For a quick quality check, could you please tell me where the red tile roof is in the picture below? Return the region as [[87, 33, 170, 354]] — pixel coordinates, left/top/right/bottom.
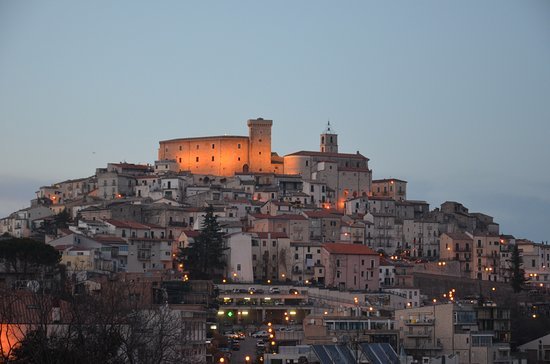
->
[[285, 150, 369, 160], [250, 213, 307, 221], [183, 230, 201, 238], [372, 178, 407, 183], [304, 210, 341, 219], [323, 242, 378, 255], [93, 235, 127, 244], [104, 219, 153, 230]]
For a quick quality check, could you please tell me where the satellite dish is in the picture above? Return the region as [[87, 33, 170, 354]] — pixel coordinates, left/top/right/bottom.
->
[[332, 337, 338, 343], [27, 280, 40, 293]]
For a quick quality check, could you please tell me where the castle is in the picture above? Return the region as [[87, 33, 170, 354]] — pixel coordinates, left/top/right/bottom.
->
[[158, 119, 279, 176], [158, 118, 372, 209]]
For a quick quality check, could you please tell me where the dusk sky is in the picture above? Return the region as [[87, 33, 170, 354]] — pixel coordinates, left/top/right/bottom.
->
[[1, 1, 549, 242]]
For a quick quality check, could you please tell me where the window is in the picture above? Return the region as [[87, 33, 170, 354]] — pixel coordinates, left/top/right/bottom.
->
[[179, 145, 182, 151], [237, 264, 241, 271], [212, 144, 215, 149], [306, 160, 309, 167], [272, 241, 277, 247], [336, 259, 340, 267], [294, 254, 299, 259], [211, 156, 215, 161], [253, 254, 257, 260], [196, 145, 199, 149], [196, 157, 199, 162], [179, 158, 182, 163]]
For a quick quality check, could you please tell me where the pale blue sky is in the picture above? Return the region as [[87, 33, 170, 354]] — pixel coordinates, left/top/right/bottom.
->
[[1, 1, 549, 241]]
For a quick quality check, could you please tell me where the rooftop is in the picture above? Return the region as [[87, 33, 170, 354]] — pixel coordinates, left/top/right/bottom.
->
[[285, 150, 369, 160]]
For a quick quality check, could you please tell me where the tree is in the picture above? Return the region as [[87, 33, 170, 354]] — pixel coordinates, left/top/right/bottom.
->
[[178, 205, 227, 279], [510, 244, 527, 293], [0, 238, 61, 278], [8, 279, 195, 364]]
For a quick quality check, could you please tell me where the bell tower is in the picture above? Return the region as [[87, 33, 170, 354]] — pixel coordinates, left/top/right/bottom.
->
[[320, 121, 338, 153]]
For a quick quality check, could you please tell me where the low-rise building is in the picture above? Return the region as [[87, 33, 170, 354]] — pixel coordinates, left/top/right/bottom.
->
[[321, 243, 379, 291]]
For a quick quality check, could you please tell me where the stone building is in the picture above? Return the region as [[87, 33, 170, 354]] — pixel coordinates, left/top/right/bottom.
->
[[321, 242, 380, 291], [370, 178, 407, 201], [158, 118, 280, 176]]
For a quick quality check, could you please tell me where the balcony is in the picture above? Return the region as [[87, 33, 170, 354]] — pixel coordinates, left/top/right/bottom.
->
[[406, 330, 432, 338], [404, 318, 434, 325]]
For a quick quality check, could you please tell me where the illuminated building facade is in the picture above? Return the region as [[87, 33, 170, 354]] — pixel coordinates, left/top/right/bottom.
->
[[158, 118, 281, 176]]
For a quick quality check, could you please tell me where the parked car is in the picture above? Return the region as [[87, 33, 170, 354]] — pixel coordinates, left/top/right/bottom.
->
[[269, 287, 280, 294], [224, 331, 240, 340], [231, 341, 240, 351], [289, 288, 299, 295], [251, 330, 269, 338], [277, 327, 294, 332]]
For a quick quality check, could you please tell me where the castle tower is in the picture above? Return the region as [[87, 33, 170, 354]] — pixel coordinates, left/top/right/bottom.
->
[[320, 121, 338, 153], [248, 118, 273, 172]]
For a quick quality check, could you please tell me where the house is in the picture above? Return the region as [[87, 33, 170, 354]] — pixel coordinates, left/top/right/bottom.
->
[[370, 178, 407, 201], [394, 302, 511, 364], [290, 241, 324, 284], [126, 237, 175, 273], [225, 232, 254, 283], [248, 214, 309, 243], [440, 232, 473, 278], [303, 210, 342, 242], [250, 232, 291, 282], [321, 243, 380, 291]]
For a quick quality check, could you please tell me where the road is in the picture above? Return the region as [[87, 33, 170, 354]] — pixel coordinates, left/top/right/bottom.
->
[[230, 336, 259, 364]]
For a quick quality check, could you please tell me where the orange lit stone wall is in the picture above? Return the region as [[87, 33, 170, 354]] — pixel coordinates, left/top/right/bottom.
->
[[158, 136, 250, 176], [247, 119, 273, 173]]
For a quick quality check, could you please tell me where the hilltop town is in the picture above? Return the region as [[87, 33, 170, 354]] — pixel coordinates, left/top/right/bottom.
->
[[1, 119, 548, 364]]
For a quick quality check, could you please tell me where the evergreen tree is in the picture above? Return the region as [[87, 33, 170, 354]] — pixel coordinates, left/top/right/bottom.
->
[[178, 205, 227, 279], [510, 243, 527, 293], [0, 238, 60, 277]]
